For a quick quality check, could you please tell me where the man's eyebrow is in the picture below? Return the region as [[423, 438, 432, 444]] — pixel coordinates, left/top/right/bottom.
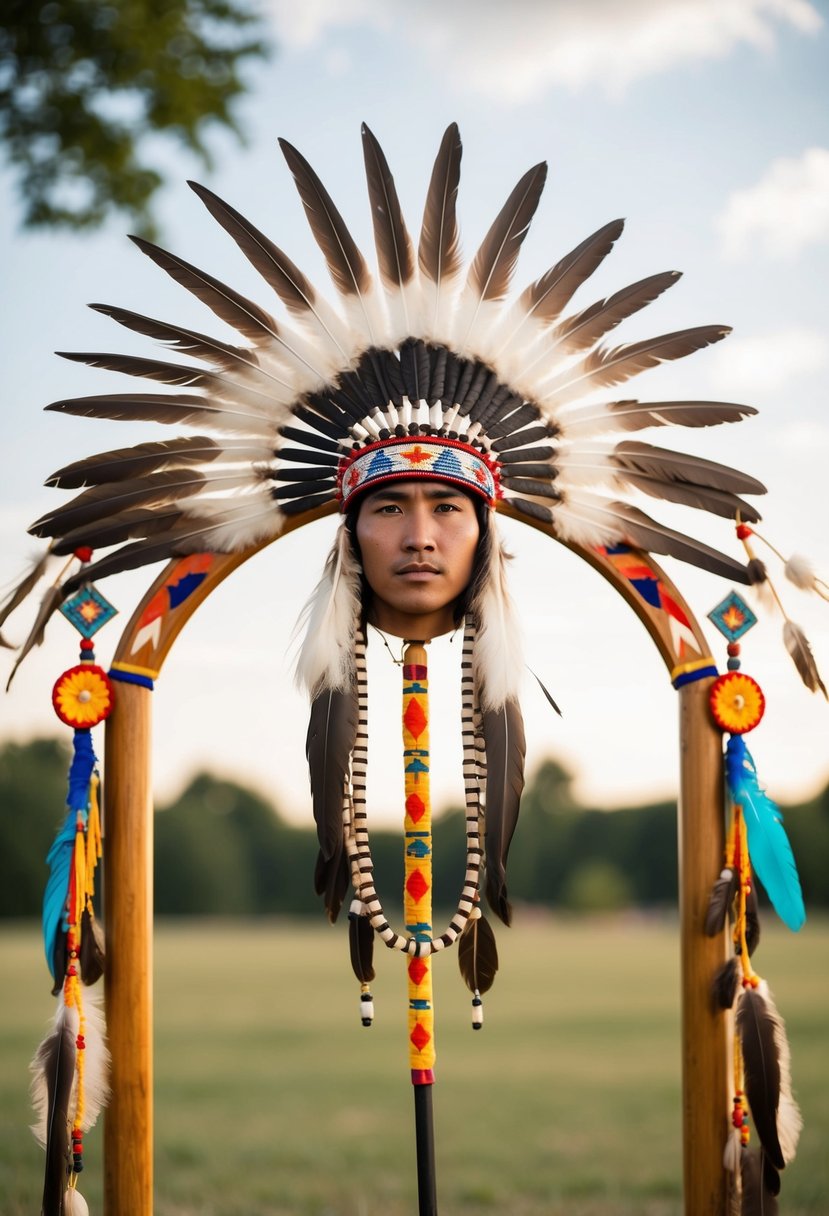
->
[[368, 485, 466, 502]]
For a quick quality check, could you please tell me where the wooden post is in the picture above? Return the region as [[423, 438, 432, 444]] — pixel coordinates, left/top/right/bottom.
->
[[677, 676, 731, 1215], [103, 679, 154, 1215]]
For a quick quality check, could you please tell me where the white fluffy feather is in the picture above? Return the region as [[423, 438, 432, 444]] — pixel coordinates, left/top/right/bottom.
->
[[63, 1187, 90, 1215], [755, 979, 803, 1165], [31, 986, 110, 1146], [471, 521, 524, 711], [295, 522, 361, 694]]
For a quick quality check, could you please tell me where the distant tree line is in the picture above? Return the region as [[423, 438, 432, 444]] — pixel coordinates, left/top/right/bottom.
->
[[3, 738, 828, 919]]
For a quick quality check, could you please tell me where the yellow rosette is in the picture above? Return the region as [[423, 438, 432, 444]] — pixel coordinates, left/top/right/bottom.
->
[[52, 664, 114, 729], [709, 671, 765, 735]]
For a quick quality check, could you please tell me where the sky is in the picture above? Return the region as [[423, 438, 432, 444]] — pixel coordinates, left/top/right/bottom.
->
[[2, 0, 828, 827]]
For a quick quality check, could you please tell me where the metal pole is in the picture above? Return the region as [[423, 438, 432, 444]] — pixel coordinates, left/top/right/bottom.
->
[[414, 1085, 438, 1216]]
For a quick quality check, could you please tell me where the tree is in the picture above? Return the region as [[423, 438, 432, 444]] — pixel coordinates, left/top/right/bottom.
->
[[0, 0, 270, 234]]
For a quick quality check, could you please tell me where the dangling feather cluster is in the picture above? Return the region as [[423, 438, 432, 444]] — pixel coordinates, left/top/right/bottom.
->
[[4, 122, 764, 671]]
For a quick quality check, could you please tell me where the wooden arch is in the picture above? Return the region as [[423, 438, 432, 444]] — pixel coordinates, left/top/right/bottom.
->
[[101, 502, 731, 1214]]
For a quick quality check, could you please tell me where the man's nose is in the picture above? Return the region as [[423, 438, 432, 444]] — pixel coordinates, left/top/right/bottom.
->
[[403, 505, 436, 551]]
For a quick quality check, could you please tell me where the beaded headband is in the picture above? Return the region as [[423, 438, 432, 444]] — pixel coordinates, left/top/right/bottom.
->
[[337, 435, 500, 510]]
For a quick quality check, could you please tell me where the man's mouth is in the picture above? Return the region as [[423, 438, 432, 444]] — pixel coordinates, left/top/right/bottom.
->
[[396, 563, 441, 575]]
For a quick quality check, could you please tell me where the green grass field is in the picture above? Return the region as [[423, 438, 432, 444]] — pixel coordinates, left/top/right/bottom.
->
[[2, 915, 827, 1215]]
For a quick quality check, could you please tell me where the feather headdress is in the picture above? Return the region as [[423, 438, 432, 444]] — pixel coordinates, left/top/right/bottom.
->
[[3, 121, 762, 676], [3, 122, 768, 935]]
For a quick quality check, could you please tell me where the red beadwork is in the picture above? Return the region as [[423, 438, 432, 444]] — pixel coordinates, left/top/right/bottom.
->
[[736, 524, 753, 540], [408, 957, 428, 986], [406, 869, 429, 902], [74, 547, 94, 562], [410, 1022, 431, 1052], [403, 697, 428, 740]]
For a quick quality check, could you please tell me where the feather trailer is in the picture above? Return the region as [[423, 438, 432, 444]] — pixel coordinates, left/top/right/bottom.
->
[[46, 436, 234, 490], [306, 685, 358, 860], [92, 299, 335, 405], [0, 543, 59, 645], [362, 123, 417, 341], [549, 270, 682, 356], [186, 180, 353, 367], [740, 1148, 779, 1216], [78, 907, 105, 987], [31, 1001, 75, 1215], [705, 867, 738, 937], [516, 270, 682, 387], [31, 989, 110, 1147], [553, 490, 751, 584], [314, 836, 350, 924], [89, 302, 259, 369], [295, 523, 362, 697], [712, 956, 741, 1011], [453, 161, 547, 359], [5, 566, 78, 690], [279, 136, 386, 347], [31, 986, 110, 1215], [55, 350, 297, 416], [348, 905, 375, 983], [745, 882, 761, 957], [537, 324, 731, 408], [128, 235, 282, 346], [481, 696, 526, 925], [470, 525, 524, 712], [783, 620, 827, 698], [46, 390, 281, 438], [558, 398, 757, 439], [736, 979, 802, 1171], [555, 438, 764, 522], [725, 735, 805, 932], [457, 911, 499, 994], [491, 218, 625, 372], [417, 122, 463, 338]]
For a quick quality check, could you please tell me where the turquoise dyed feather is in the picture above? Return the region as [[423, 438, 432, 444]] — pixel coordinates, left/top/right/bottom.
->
[[42, 731, 96, 979], [726, 735, 805, 932], [42, 810, 77, 978]]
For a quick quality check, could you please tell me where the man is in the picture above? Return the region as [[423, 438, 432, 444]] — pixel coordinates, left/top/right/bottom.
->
[[351, 480, 481, 642]]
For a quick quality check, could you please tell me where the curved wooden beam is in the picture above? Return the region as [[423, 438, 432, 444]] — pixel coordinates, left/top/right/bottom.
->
[[103, 505, 730, 1216]]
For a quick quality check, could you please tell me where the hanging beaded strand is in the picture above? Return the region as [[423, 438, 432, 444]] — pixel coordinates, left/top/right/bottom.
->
[[344, 620, 484, 961]]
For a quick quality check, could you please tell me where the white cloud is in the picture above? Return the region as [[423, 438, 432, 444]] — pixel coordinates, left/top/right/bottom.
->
[[266, 0, 822, 100], [707, 327, 829, 395], [716, 148, 829, 260]]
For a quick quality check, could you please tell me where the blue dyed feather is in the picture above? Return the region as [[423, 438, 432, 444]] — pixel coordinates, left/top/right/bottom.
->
[[726, 735, 805, 932], [42, 731, 97, 979]]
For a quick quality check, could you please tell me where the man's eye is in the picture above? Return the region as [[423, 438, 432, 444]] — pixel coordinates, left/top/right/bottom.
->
[[435, 502, 459, 512]]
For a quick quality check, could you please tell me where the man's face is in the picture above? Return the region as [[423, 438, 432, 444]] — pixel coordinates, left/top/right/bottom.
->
[[355, 480, 481, 639]]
